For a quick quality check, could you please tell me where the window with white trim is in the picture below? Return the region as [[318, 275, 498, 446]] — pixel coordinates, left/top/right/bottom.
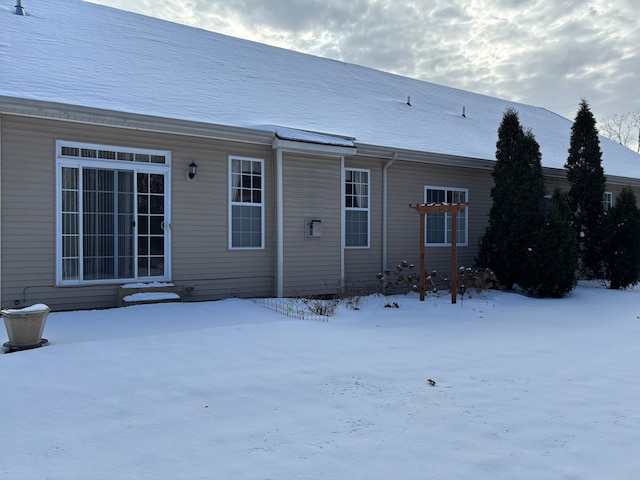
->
[[603, 191, 613, 210], [424, 186, 468, 246], [229, 157, 264, 249], [345, 168, 370, 248], [543, 194, 553, 215], [56, 141, 171, 285]]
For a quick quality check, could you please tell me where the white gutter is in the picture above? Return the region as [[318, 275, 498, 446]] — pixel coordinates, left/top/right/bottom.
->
[[382, 153, 398, 272], [276, 147, 284, 297], [0, 97, 276, 148]]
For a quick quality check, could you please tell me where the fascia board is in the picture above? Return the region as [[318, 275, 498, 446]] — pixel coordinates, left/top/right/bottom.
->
[[0, 96, 275, 146]]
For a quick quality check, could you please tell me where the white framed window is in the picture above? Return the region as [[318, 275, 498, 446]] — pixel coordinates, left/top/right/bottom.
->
[[229, 156, 264, 249], [345, 168, 370, 248], [603, 191, 613, 210], [56, 141, 171, 285], [424, 186, 468, 246]]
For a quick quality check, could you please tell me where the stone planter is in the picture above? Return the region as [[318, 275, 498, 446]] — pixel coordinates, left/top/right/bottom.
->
[[2, 303, 49, 352]]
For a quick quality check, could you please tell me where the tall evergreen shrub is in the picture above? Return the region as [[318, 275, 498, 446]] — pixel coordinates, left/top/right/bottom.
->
[[565, 99, 606, 279], [603, 188, 640, 289], [477, 108, 546, 290], [523, 188, 578, 297]]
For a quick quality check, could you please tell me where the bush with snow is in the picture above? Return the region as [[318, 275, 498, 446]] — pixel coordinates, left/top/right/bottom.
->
[[377, 262, 497, 300]]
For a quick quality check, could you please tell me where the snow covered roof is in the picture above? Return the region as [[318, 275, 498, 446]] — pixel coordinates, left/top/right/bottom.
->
[[2, 0, 639, 180], [268, 126, 355, 148]]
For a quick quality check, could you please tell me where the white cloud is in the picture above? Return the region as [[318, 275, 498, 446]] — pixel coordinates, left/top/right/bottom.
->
[[89, 0, 640, 123]]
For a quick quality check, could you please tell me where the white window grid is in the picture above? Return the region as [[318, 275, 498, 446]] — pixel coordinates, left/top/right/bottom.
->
[[229, 156, 265, 249], [55, 141, 171, 285], [345, 168, 370, 248], [423, 186, 468, 247]]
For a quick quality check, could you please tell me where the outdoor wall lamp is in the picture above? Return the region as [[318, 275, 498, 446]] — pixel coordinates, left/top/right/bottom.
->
[[188, 161, 198, 179]]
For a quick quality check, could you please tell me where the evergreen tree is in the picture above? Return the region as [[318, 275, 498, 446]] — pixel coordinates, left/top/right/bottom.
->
[[523, 188, 578, 297], [565, 99, 606, 279], [478, 108, 546, 289], [603, 188, 640, 289]]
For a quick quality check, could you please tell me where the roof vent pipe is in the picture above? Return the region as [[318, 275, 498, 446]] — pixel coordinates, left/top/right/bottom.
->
[[406, 96, 412, 106], [462, 106, 466, 118], [15, 0, 25, 15]]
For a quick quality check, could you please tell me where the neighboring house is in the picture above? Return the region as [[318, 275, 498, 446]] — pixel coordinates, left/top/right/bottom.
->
[[2, 1, 639, 311]]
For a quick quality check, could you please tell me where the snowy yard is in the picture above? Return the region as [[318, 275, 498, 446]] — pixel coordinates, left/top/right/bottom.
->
[[2, 282, 640, 479]]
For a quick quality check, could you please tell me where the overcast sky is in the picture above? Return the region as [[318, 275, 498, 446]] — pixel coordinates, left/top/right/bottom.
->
[[90, 0, 637, 123]]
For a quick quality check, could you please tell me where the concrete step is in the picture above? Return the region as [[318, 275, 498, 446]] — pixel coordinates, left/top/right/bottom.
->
[[118, 282, 181, 307]]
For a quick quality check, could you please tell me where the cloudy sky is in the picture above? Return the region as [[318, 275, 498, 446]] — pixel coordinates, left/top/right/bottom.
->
[[90, 0, 637, 123]]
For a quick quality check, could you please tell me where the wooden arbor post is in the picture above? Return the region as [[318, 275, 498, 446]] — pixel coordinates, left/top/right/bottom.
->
[[409, 203, 469, 303]]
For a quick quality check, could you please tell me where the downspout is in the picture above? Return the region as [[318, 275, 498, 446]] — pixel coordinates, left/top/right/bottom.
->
[[340, 156, 345, 284], [382, 153, 398, 272], [276, 147, 284, 297], [0, 115, 2, 307], [14, 0, 26, 15]]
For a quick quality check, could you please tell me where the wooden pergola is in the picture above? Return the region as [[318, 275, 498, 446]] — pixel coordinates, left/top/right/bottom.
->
[[409, 203, 469, 303]]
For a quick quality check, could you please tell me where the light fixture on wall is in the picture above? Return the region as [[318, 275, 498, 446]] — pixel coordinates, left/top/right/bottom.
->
[[188, 161, 198, 179]]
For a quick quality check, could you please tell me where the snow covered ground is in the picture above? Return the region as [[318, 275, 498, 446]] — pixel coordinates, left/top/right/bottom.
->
[[2, 282, 640, 479]]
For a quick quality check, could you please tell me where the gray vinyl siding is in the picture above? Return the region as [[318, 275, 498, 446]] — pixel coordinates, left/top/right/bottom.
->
[[3, 114, 639, 311], [2, 116, 62, 308], [1, 115, 276, 310], [341, 157, 495, 290], [169, 139, 276, 303], [281, 152, 342, 296], [343, 157, 384, 293], [543, 174, 570, 194], [542, 174, 640, 209], [385, 161, 493, 278], [606, 184, 640, 205]]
